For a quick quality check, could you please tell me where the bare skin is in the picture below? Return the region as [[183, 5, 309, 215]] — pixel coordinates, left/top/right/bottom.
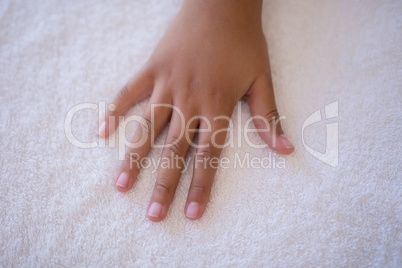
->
[[99, 0, 294, 222]]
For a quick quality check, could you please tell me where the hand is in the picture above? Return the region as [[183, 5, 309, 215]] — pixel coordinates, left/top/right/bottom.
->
[[99, 0, 294, 222]]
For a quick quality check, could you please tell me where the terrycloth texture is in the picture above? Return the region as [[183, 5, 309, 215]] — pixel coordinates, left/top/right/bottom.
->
[[0, 0, 401, 266]]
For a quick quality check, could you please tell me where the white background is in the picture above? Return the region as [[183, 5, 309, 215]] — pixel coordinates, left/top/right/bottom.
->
[[0, 0, 401, 266]]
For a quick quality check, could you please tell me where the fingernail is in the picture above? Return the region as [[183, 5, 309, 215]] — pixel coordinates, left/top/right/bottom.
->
[[98, 121, 106, 138], [116, 172, 129, 188], [147, 202, 162, 218], [186, 202, 200, 219], [280, 134, 294, 149]]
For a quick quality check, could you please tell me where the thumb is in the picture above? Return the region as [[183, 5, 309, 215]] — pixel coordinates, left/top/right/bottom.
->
[[247, 76, 294, 155]]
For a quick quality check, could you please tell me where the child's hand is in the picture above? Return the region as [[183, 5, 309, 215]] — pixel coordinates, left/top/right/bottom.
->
[[99, 0, 294, 221]]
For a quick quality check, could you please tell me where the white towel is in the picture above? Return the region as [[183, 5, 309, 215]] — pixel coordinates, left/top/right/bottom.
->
[[0, 0, 401, 266]]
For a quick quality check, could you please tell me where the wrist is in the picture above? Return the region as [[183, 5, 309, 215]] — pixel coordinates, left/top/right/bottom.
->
[[179, 0, 263, 29]]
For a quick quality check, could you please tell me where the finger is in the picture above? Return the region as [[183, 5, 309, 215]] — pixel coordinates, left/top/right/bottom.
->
[[146, 108, 198, 222], [185, 113, 231, 220], [246, 74, 294, 155], [99, 66, 154, 139], [115, 90, 172, 192]]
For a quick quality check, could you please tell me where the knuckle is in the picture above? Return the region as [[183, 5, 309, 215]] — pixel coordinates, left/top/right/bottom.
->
[[263, 109, 280, 124], [139, 116, 152, 136], [126, 150, 138, 161], [254, 109, 280, 130], [117, 85, 130, 101], [164, 138, 187, 158], [191, 182, 208, 195], [211, 88, 224, 102], [195, 147, 222, 170], [183, 75, 199, 97], [196, 147, 221, 160], [125, 116, 152, 149], [188, 76, 198, 93], [154, 179, 173, 195], [205, 88, 224, 105], [206, 90, 236, 115]]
